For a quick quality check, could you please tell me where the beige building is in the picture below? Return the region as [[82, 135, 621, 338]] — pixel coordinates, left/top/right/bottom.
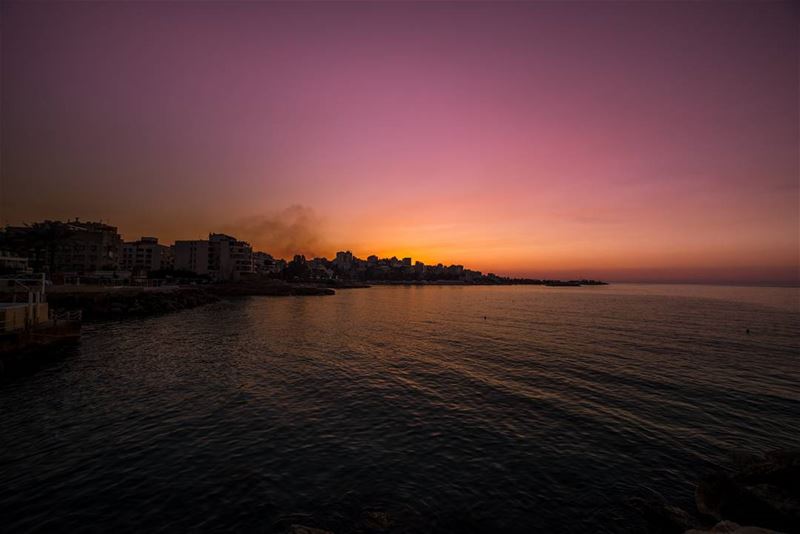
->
[[120, 237, 171, 273], [173, 234, 253, 280], [0, 302, 49, 332], [174, 240, 211, 275], [209, 234, 254, 280], [0, 275, 48, 332]]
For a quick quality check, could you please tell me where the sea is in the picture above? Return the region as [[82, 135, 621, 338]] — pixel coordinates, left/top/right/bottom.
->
[[1, 284, 798, 533]]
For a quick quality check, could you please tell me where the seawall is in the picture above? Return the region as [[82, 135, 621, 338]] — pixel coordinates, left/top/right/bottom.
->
[[44, 287, 220, 321]]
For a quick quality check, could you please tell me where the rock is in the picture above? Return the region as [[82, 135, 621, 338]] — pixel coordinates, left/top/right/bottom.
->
[[695, 452, 800, 533], [628, 496, 698, 533], [735, 450, 800, 494], [696, 474, 780, 527], [706, 520, 741, 533], [745, 484, 800, 525], [361, 510, 393, 530], [287, 525, 334, 534], [685, 519, 782, 533], [696, 474, 734, 520]]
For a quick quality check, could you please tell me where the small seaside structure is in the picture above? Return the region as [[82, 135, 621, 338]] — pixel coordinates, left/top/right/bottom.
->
[[0, 275, 81, 366], [0, 274, 48, 331]]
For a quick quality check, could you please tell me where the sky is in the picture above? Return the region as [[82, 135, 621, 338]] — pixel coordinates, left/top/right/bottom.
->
[[1, 1, 798, 282]]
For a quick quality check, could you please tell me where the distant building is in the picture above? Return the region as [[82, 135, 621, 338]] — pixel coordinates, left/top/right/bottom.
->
[[309, 258, 333, 280], [174, 234, 253, 280], [120, 237, 171, 273], [285, 254, 310, 280], [209, 233, 254, 280], [229, 239, 254, 279], [463, 269, 482, 282], [162, 245, 175, 271], [0, 251, 30, 274], [253, 252, 286, 274], [0, 219, 122, 274], [446, 265, 464, 277], [174, 240, 210, 275], [335, 250, 354, 270], [253, 251, 273, 273]]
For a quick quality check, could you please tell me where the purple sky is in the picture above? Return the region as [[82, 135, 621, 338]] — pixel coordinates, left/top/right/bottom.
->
[[2, 1, 798, 282]]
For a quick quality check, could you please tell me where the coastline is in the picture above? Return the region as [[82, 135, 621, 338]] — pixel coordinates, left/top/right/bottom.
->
[[15, 280, 795, 330], [36, 278, 613, 320], [2, 278, 613, 334], [38, 281, 337, 321], [366, 279, 609, 286]]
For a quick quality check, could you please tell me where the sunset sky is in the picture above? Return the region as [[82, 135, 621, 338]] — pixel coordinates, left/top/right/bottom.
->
[[2, 1, 798, 282]]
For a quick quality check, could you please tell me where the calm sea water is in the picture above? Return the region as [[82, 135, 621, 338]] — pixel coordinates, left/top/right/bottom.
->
[[1, 284, 798, 533]]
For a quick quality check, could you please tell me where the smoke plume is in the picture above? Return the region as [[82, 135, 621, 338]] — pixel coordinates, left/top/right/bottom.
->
[[223, 205, 327, 259]]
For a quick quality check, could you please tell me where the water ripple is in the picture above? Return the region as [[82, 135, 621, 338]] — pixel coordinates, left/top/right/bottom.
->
[[1, 284, 798, 533]]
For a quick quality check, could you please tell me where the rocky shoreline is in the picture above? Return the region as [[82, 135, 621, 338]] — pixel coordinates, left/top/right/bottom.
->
[[207, 279, 336, 297], [276, 451, 799, 534], [635, 450, 799, 534], [45, 287, 221, 321], [30, 280, 337, 321], [6, 278, 608, 323]]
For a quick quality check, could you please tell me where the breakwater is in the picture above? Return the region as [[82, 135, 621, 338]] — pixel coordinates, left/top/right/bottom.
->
[[39, 280, 335, 321], [45, 287, 220, 320], [208, 280, 336, 297], [633, 450, 800, 533]]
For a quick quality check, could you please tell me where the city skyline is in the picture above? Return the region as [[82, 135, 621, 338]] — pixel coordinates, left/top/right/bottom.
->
[[0, 217, 486, 275], [2, 1, 798, 283], [3, 215, 796, 285], [2, 217, 547, 286]]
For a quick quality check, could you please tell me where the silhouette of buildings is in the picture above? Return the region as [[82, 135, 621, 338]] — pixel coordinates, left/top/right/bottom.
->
[[121, 237, 172, 273], [174, 240, 210, 275], [0, 219, 522, 284], [174, 234, 254, 280], [0, 219, 122, 274], [208, 233, 254, 280], [0, 251, 30, 274]]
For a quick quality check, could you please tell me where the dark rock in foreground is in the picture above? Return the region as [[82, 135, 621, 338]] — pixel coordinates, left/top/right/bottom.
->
[[288, 526, 334, 534], [694, 450, 799, 532], [686, 520, 777, 533], [628, 496, 699, 533], [636, 450, 799, 534]]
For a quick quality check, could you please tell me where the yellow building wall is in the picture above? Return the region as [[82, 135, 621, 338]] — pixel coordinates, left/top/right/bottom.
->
[[0, 303, 50, 332]]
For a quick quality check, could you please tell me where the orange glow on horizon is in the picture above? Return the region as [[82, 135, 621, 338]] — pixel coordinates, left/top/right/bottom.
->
[[2, 1, 797, 283]]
